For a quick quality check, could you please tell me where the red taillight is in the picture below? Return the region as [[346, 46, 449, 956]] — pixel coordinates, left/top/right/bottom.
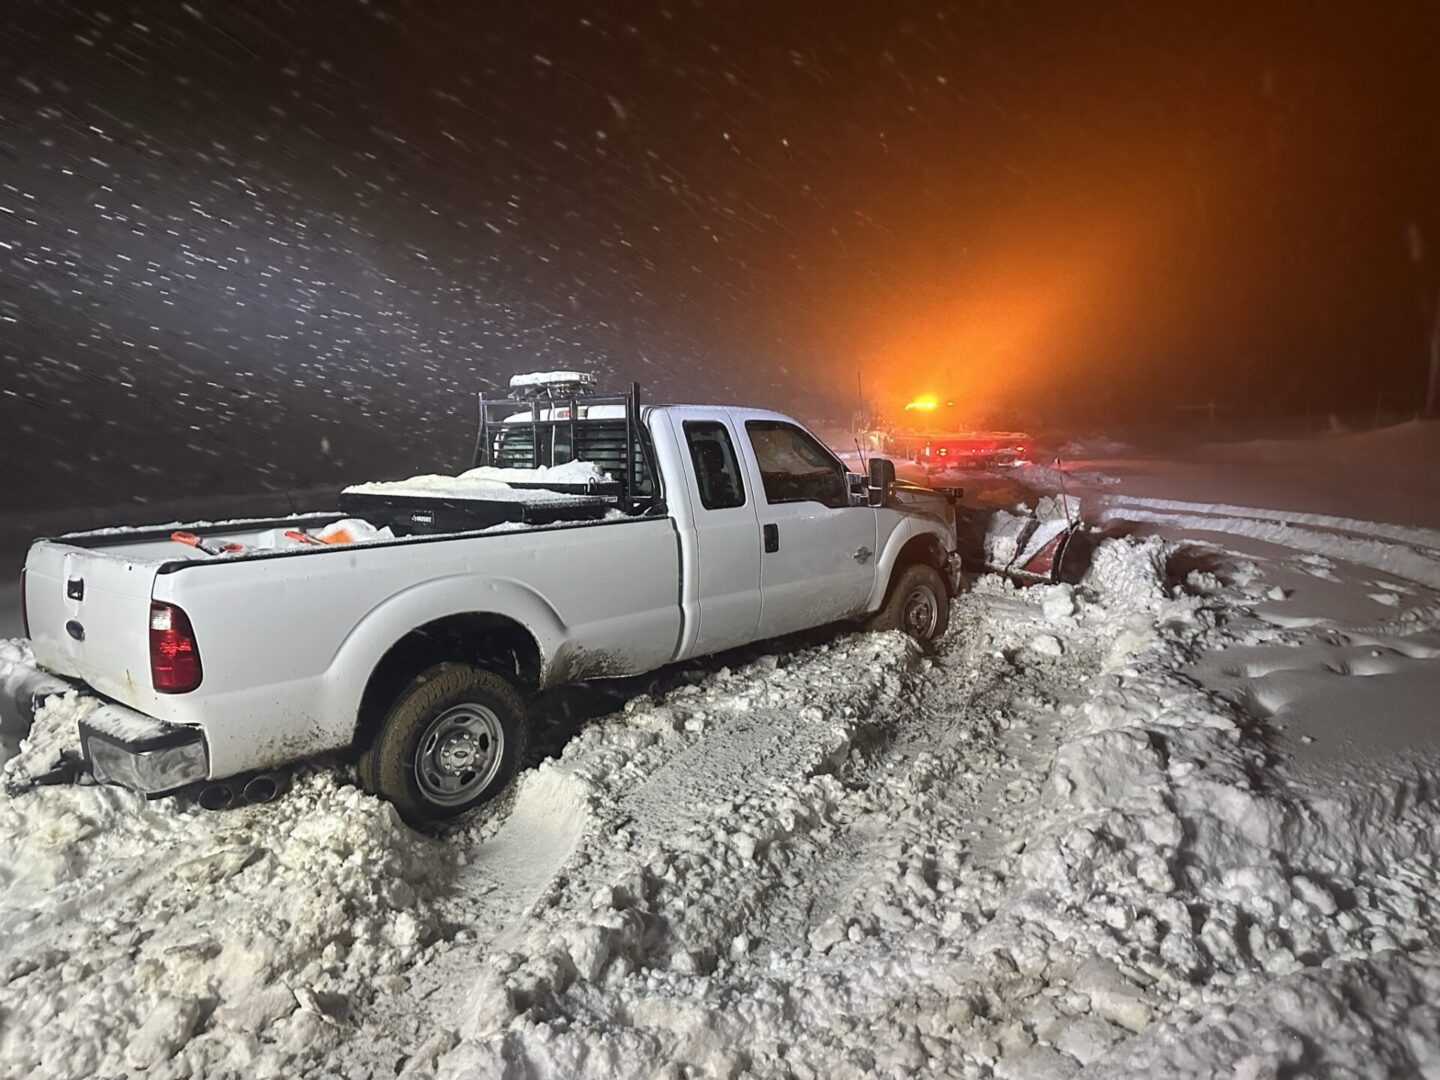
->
[[150, 601, 203, 693]]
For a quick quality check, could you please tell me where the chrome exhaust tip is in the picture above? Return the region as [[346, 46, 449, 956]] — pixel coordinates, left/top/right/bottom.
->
[[195, 769, 290, 810], [242, 774, 281, 805], [197, 783, 236, 811]]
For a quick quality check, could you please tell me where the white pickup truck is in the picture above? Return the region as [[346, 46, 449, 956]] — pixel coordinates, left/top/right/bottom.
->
[[16, 375, 962, 822]]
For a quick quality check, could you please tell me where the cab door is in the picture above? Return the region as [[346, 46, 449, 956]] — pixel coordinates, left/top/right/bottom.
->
[[736, 419, 878, 639], [675, 415, 763, 655]]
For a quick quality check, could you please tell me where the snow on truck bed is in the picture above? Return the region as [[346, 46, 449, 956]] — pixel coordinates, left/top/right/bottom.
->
[[1, 424, 1439, 1078], [343, 460, 613, 502]]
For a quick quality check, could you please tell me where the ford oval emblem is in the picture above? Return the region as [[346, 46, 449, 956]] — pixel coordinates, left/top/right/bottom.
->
[[65, 619, 85, 642]]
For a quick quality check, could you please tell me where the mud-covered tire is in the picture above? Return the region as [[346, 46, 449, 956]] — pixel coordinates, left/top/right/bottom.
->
[[866, 562, 951, 644], [358, 662, 529, 825]]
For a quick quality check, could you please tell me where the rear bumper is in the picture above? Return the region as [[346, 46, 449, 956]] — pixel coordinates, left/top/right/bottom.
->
[[79, 704, 210, 796]]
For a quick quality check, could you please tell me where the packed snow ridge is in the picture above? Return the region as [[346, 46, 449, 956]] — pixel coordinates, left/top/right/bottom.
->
[[3, 468, 1440, 1076]]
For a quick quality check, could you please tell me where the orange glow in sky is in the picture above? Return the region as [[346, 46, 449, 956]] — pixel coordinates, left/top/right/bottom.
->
[[835, 182, 1180, 426]]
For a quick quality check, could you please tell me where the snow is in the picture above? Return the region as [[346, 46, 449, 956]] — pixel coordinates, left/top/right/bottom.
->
[[1050, 420, 1440, 530], [459, 460, 612, 486], [80, 703, 174, 745], [343, 460, 612, 502], [508, 370, 597, 391], [0, 750, 453, 1077], [1096, 950, 1440, 1078], [313, 517, 388, 544], [2, 422, 1439, 1077], [0, 641, 41, 760]]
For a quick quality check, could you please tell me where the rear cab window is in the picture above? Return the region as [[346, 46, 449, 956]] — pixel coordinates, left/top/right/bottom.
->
[[744, 420, 848, 508], [682, 421, 746, 510], [490, 416, 659, 501]]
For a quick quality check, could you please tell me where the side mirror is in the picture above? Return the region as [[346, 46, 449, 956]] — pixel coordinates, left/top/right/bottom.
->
[[867, 457, 896, 507]]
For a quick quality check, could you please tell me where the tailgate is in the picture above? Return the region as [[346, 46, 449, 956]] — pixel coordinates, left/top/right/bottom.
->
[[25, 541, 157, 707]]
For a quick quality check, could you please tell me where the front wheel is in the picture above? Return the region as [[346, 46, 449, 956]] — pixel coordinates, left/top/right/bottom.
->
[[866, 563, 951, 644], [359, 662, 529, 825]]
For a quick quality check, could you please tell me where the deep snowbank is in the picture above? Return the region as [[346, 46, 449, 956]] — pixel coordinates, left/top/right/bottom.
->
[[0, 684, 457, 1078]]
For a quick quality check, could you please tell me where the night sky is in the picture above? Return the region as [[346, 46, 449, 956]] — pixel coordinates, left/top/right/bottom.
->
[[2, 2, 1437, 512]]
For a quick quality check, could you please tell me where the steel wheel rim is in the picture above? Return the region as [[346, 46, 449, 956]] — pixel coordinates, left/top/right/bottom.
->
[[902, 585, 940, 639], [412, 703, 505, 806]]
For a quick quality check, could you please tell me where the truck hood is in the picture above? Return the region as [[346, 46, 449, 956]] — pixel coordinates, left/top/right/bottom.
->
[[891, 482, 959, 546]]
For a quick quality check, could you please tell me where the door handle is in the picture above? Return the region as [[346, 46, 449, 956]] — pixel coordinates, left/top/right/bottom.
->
[[853, 546, 872, 563], [763, 523, 779, 553]]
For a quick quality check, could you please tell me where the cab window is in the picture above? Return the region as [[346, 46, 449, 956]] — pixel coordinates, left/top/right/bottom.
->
[[744, 420, 848, 508], [683, 421, 746, 510]]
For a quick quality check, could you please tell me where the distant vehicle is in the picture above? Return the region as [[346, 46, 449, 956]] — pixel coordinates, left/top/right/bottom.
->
[[13, 373, 963, 823], [887, 429, 1033, 470]]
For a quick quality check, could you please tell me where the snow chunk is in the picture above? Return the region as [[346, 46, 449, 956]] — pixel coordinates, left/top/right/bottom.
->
[[126, 997, 201, 1069], [1030, 633, 1064, 657], [2, 686, 94, 792], [1041, 587, 1076, 621], [1072, 958, 1155, 1033], [1083, 536, 1170, 609]]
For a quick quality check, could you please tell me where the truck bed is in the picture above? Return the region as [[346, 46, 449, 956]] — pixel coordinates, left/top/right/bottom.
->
[[24, 509, 682, 777]]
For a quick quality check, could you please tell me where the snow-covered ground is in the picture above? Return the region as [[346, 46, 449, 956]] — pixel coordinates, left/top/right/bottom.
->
[[2, 423, 1439, 1078]]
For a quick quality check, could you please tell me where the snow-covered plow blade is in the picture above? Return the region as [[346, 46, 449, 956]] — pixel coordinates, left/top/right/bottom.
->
[[981, 497, 1084, 585]]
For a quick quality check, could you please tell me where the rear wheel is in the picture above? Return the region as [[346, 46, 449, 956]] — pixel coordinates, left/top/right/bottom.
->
[[359, 662, 529, 825], [866, 562, 951, 644]]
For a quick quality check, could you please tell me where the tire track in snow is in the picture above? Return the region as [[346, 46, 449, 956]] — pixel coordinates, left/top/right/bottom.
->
[[745, 586, 1103, 960], [1096, 502, 1440, 590], [324, 764, 592, 1069], [1098, 495, 1440, 553], [743, 596, 1001, 952], [328, 632, 920, 1073], [527, 638, 921, 975], [474, 766, 593, 950]]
